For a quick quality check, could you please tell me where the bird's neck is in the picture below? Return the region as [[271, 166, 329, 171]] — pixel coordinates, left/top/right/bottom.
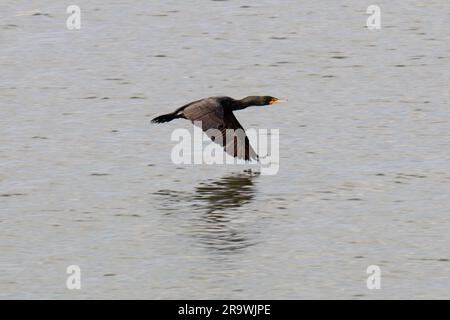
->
[[233, 97, 254, 110]]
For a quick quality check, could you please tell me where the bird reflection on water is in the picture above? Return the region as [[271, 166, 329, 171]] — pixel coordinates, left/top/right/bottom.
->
[[190, 171, 259, 253], [193, 172, 257, 213], [156, 171, 260, 253]]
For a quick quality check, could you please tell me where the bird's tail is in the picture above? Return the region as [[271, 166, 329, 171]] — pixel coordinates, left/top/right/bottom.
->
[[151, 112, 182, 123]]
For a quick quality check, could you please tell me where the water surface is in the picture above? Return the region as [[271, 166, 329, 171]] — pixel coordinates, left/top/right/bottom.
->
[[1, 0, 449, 299]]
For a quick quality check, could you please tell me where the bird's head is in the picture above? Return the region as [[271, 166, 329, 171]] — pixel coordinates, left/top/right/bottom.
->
[[241, 96, 287, 107]]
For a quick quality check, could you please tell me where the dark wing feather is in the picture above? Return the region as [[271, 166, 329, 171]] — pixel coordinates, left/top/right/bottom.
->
[[182, 98, 258, 161], [222, 111, 259, 161], [182, 98, 224, 130]]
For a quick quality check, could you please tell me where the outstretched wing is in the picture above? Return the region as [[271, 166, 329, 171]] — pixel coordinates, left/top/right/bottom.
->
[[222, 111, 259, 161], [182, 98, 258, 161]]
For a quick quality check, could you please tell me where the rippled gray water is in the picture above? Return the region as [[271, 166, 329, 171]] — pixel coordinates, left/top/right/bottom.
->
[[1, 1, 450, 299]]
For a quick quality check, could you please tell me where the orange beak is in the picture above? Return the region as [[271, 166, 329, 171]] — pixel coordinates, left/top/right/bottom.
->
[[269, 98, 287, 105]]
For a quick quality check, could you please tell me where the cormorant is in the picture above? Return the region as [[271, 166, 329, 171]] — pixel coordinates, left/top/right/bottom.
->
[[151, 96, 284, 161]]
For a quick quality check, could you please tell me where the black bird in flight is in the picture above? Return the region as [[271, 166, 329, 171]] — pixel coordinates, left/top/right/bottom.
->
[[151, 96, 285, 161]]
